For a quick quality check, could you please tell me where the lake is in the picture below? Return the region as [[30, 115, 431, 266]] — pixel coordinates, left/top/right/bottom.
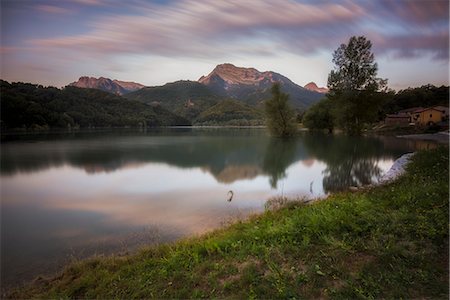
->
[[0, 128, 438, 289]]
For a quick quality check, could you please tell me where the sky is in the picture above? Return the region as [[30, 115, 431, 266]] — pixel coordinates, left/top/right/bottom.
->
[[1, 0, 449, 90]]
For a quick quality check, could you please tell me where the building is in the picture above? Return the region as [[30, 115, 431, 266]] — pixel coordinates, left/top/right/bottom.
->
[[384, 113, 410, 125], [432, 106, 449, 119], [412, 107, 446, 126]]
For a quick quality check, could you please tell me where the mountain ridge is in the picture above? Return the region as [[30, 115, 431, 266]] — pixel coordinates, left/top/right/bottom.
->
[[198, 63, 325, 109], [70, 65, 326, 122], [69, 76, 145, 95]]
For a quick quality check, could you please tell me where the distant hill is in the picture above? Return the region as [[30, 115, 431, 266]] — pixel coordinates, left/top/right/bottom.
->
[[0, 80, 189, 129], [69, 76, 145, 95], [198, 63, 325, 109], [65, 66, 326, 125], [194, 99, 264, 126], [304, 82, 328, 94], [125, 80, 224, 120]]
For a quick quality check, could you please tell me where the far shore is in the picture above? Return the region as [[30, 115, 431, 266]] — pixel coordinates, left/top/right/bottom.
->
[[397, 131, 449, 144]]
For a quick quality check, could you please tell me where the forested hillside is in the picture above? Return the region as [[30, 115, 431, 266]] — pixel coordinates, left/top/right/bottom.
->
[[125, 80, 223, 120], [0, 81, 190, 129], [194, 99, 264, 126]]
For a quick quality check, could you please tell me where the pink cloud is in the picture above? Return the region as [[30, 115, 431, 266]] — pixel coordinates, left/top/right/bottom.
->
[[376, 0, 448, 25], [29, 0, 365, 58], [71, 0, 108, 6], [22, 0, 450, 65], [372, 30, 449, 60], [35, 4, 71, 14]]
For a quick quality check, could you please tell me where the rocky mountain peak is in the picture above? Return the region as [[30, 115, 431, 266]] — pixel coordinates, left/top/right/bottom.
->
[[304, 82, 328, 94], [198, 63, 325, 109], [69, 76, 145, 95], [199, 63, 275, 86]]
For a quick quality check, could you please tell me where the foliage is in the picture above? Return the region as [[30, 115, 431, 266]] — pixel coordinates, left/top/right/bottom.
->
[[194, 99, 264, 126], [11, 146, 449, 299], [264, 83, 297, 137], [327, 36, 387, 135], [302, 98, 334, 133], [125, 79, 324, 124], [302, 133, 387, 193], [0, 81, 190, 129], [380, 84, 449, 116], [125, 81, 223, 121]]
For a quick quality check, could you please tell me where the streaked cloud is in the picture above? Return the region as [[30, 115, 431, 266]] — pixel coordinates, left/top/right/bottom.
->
[[374, 0, 448, 25], [71, 0, 108, 6], [35, 4, 71, 14], [377, 31, 449, 60], [1, 0, 448, 88], [28, 0, 448, 62], [30, 0, 365, 59]]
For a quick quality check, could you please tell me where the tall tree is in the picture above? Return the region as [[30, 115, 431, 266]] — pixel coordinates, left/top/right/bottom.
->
[[265, 83, 296, 137], [328, 36, 387, 135]]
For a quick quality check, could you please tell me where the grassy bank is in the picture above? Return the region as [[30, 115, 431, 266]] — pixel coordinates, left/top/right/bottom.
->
[[9, 147, 449, 299]]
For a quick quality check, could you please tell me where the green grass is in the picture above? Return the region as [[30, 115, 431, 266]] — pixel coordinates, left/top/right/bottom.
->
[[10, 147, 449, 299]]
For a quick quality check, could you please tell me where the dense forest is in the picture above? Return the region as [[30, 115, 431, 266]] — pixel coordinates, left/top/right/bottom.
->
[[303, 84, 449, 132], [194, 99, 264, 126], [2, 79, 448, 131], [125, 80, 223, 121], [380, 84, 449, 115], [0, 80, 190, 129]]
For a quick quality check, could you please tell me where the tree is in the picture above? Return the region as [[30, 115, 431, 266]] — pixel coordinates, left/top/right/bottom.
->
[[328, 36, 387, 135], [302, 98, 334, 133], [265, 83, 296, 137]]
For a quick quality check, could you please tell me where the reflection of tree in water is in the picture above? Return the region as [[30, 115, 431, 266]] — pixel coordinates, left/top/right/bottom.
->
[[322, 158, 382, 193], [303, 133, 385, 193], [262, 138, 297, 188], [2, 130, 303, 187]]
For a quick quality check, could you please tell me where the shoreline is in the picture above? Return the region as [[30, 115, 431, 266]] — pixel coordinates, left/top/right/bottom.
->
[[7, 147, 448, 299], [0, 151, 421, 291], [379, 152, 415, 183]]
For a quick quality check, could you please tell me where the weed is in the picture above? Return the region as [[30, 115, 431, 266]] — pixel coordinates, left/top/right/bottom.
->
[[9, 147, 449, 299]]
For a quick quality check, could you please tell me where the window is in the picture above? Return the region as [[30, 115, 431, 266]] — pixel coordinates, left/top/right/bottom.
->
[[430, 114, 433, 118]]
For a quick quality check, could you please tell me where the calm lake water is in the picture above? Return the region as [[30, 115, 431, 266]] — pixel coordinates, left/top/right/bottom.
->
[[0, 128, 438, 288]]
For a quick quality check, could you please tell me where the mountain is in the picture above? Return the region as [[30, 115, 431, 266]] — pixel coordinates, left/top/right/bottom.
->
[[125, 80, 224, 121], [304, 82, 328, 94], [0, 80, 189, 129], [198, 63, 325, 109], [194, 99, 264, 126], [69, 76, 145, 95]]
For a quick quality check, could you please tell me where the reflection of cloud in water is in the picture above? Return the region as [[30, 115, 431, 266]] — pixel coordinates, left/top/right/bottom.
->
[[2, 130, 437, 288], [301, 159, 315, 168], [1, 163, 271, 287], [2, 164, 272, 237], [47, 190, 265, 235]]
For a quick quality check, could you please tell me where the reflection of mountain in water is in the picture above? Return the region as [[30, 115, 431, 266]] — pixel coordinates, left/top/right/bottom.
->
[[1, 129, 431, 189], [202, 165, 262, 183], [1, 129, 305, 188]]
